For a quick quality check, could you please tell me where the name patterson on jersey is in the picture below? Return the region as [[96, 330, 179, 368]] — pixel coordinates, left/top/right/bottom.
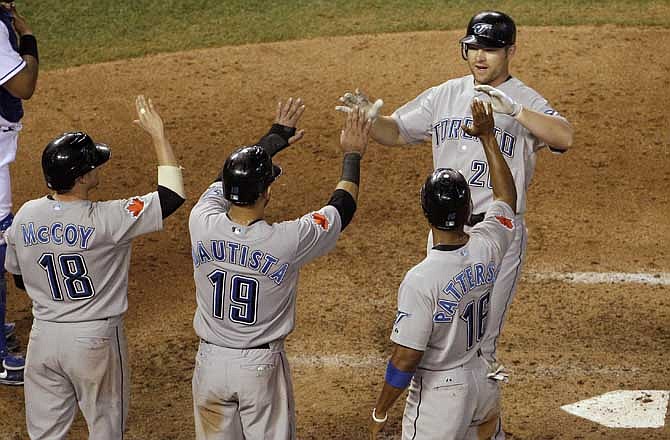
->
[[433, 261, 497, 323], [432, 118, 516, 158], [192, 240, 289, 285], [20, 222, 95, 249]]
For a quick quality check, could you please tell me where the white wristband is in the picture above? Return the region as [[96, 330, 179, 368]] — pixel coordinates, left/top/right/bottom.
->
[[372, 408, 388, 423], [158, 165, 185, 199]]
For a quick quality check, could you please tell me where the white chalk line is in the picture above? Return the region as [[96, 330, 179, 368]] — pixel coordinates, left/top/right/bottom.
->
[[523, 271, 670, 286], [289, 354, 640, 378], [366, 272, 670, 307]]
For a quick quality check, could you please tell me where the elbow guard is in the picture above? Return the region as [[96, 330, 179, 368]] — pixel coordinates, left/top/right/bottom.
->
[[158, 165, 185, 199]]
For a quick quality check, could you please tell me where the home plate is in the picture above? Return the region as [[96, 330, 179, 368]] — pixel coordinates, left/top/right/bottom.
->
[[561, 390, 669, 428]]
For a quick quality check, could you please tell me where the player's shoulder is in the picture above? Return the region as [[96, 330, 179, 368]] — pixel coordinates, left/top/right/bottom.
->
[[93, 192, 158, 215], [469, 201, 515, 243], [403, 255, 439, 283], [281, 205, 340, 229], [434, 75, 472, 93], [14, 196, 49, 216], [501, 77, 548, 101]]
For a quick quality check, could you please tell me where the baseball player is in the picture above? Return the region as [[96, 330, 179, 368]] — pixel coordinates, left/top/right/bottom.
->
[[337, 11, 574, 437], [3, 96, 185, 439], [0, 1, 39, 385], [369, 99, 516, 440], [189, 99, 371, 439]]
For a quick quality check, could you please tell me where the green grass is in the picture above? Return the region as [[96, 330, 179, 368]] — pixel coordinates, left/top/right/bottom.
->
[[20, 0, 670, 69]]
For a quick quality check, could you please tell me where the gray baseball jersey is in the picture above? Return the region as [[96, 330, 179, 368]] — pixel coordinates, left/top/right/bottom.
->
[[391, 200, 515, 369], [392, 200, 515, 440], [189, 182, 344, 439], [4, 192, 163, 321], [392, 74, 566, 215], [4, 191, 162, 439], [393, 74, 567, 368], [190, 183, 343, 348]]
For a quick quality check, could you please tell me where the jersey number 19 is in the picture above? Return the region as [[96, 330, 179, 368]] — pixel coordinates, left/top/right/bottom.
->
[[208, 269, 258, 325]]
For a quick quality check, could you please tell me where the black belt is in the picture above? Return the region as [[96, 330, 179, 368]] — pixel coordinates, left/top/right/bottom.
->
[[201, 339, 270, 350]]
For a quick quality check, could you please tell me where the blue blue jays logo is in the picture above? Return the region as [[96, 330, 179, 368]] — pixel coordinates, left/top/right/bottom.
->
[[394, 311, 410, 325]]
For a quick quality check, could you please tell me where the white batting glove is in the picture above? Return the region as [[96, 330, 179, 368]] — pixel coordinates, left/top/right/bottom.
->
[[486, 363, 510, 383], [474, 85, 522, 118], [335, 88, 384, 120]]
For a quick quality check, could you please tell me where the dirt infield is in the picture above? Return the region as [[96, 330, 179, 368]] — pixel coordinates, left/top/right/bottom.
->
[[1, 26, 669, 439]]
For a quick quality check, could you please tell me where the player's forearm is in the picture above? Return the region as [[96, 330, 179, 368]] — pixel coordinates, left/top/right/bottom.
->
[[4, 55, 39, 100], [336, 153, 361, 202], [151, 133, 178, 166], [480, 133, 516, 212], [153, 134, 185, 199], [371, 116, 405, 146], [331, 153, 360, 230], [17, 58, 38, 98], [373, 382, 405, 416], [516, 108, 574, 150]]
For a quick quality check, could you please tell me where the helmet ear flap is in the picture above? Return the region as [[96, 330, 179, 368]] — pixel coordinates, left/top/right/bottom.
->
[[461, 43, 469, 61]]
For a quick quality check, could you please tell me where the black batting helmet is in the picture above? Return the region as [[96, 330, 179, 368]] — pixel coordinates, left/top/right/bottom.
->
[[421, 168, 471, 231], [222, 145, 282, 205], [460, 11, 516, 59], [42, 132, 111, 192]]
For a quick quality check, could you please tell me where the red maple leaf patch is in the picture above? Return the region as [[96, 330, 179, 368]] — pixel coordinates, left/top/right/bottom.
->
[[495, 215, 514, 229], [126, 197, 145, 218], [312, 212, 329, 230]]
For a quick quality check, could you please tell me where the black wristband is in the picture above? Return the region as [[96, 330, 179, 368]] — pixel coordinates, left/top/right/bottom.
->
[[19, 34, 38, 62], [341, 152, 361, 185], [257, 133, 289, 157], [268, 123, 296, 143]]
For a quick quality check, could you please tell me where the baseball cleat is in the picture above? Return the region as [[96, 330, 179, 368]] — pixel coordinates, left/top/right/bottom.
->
[[2, 354, 25, 371], [0, 367, 23, 386]]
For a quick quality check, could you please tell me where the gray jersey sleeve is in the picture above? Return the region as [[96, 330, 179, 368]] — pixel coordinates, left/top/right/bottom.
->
[[511, 81, 569, 152], [391, 86, 438, 144], [96, 192, 163, 243], [292, 205, 343, 267], [390, 272, 433, 351], [192, 183, 231, 218], [470, 200, 516, 257]]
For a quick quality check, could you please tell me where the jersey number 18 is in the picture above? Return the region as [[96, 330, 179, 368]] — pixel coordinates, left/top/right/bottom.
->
[[38, 253, 95, 301]]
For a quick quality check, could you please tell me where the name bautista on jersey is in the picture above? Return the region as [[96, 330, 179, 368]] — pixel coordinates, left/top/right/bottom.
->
[[192, 240, 289, 285], [20, 222, 95, 249], [433, 262, 498, 323]]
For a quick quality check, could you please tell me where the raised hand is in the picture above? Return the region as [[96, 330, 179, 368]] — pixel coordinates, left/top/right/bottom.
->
[[340, 107, 372, 157], [2, 2, 32, 36], [134, 95, 165, 139], [275, 97, 306, 144], [462, 99, 495, 138], [335, 88, 384, 121], [474, 85, 522, 117]]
